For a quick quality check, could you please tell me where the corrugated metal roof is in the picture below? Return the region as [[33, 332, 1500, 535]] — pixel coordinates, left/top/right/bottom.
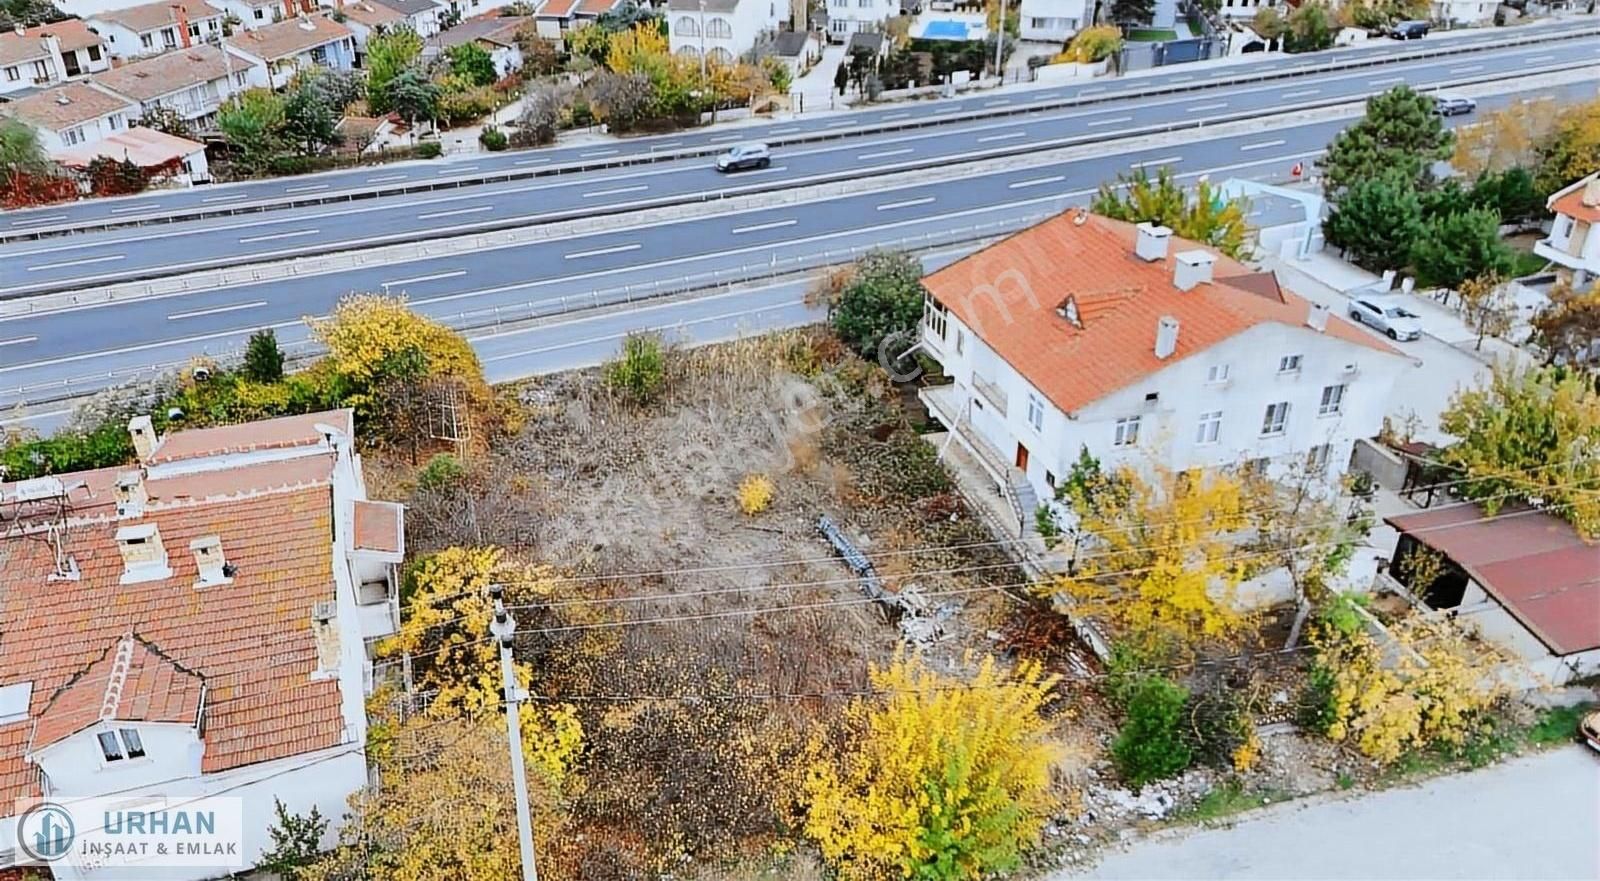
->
[[1386, 502, 1600, 656]]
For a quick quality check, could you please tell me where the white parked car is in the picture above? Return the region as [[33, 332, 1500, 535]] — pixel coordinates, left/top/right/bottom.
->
[[1349, 295, 1423, 341]]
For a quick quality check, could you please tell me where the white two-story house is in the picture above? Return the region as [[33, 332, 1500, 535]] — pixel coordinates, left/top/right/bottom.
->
[[918, 212, 1407, 526], [224, 13, 355, 89], [86, 0, 226, 59], [0, 410, 405, 881], [2, 80, 136, 150], [821, 0, 894, 42], [1018, 0, 1084, 43], [1535, 172, 1599, 293], [93, 44, 237, 130], [668, 0, 787, 62], [0, 20, 110, 99], [366, 0, 446, 37]]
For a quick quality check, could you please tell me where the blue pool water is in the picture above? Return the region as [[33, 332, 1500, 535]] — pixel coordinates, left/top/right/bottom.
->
[[922, 19, 970, 39]]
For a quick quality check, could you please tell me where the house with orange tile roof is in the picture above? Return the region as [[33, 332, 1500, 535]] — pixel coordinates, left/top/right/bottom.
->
[[84, 0, 226, 59], [1534, 172, 1600, 293], [0, 20, 110, 99], [224, 12, 355, 89], [0, 80, 137, 152], [0, 410, 405, 880], [918, 211, 1408, 528]]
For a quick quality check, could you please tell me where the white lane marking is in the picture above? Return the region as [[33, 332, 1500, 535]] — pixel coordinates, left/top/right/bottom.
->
[[418, 205, 494, 220], [580, 148, 619, 156], [514, 157, 551, 165], [770, 127, 799, 134], [930, 105, 960, 113], [366, 173, 409, 183], [0, 336, 38, 348], [1169, 75, 1194, 82], [1240, 139, 1287, 152], [731, 218, 799, 234], [200, 193, 249, 203], [1527, 54, 1554, 62], [977, 131, 1026, 143], [383, 269, 467, 287], [109, 204, 158, 214], [1080, 86, 1106, 94], [283, 183, 330, 193], [1281, 88, 1320, 99], [25, 253, 125, 272], [1187, 101, 1228, 112], [650, 141, 683, 149], [882, 112, 911, 120], [709, 134, 742, 142], [438, 165, 479, 174], [1368, 76, 1405, 85], [1008, 174, 1066, 190], [564, 242, 641, 259], [825, 119, 854, 127], [858, 147, 914, 160], [582, 184, 650, 198], [166, 300, 267, 321], [9, 215, 68, 226], [238, 228, 319, 244], [1088, 115, 1133, 127], [876, 196, 934, 211], [985, 98, 1012, 107], [1449, 64, 1484, 74], [1130, 155, 1182, 168]]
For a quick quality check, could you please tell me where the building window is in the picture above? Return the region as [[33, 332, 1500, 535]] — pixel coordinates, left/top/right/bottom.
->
[[1195, 410, 1222, 445], [1026, 394, 1043, 432], [31, 59, 48, 79], [109, 114, 123, 130], [140, 32, 154, 48], [955, 329, 964, 354], [1114, 416, 1140, 447], [676, 14, 698, 34], [1319, 383, 1345, 416], [87, 45, 102, 62], [1206, 363, 1229, 384], [1306, 443, 1331, 474], [98, 731, 124, 761], [253, 8, 264, 18], [62, 126, 84, 146], [98, 728, 144, 762], [1045, 470, 1056, 488], [1261, 401, 1290, 436], [707, 46, 732, 62], [706, 16, 732, 37], [923, 293, 948, 340], [3, 67, 17, 82], [1278, 354, 1302, 373]]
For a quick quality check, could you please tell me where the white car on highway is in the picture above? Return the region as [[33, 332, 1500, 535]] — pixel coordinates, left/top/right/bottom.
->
[[1349, 294, 1423, 341]]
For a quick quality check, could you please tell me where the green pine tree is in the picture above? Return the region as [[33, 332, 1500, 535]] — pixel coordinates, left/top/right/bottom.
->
[[1323, 170, 1424, 272], [1318, 86, 1452, 195]]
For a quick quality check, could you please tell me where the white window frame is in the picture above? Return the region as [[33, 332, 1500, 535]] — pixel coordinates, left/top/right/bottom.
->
[[923, 293, 948, 341], [1261, 401, 1290, 436], [1318, 383, 1345, 416], [1206, 363, 1229, 384], [97, 728, 146, 764], [1113, 416, 1141, 447], [1306, 443, 1332, 474], [1278, 354, 1303, 373], [1195, 410, 1222, 445], [1026, 394, 1044, 433]]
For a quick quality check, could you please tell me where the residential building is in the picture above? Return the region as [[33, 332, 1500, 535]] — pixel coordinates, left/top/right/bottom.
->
[[1018, 0, 1084, 43], [531, 0, 627, 42], [821, 0, 893, 42], [1384, 502, 1600, 685], [765, 27, 822, 77], [367, 0, 446, 37], [1431, 0, 1496, 25], [0, 410, 405, 881], [1215, 0, 1284, 19], [0, 80, 136, 151], [427, 14, 532, 77], [337, 0, 408, 60], [212, 0, 319, 30], [917, 212, 1407, 525], [440, 0, 548, 21], [53, 125, 212, 183], [224, 13, 356, 89], [0, 20, 110, 99], [92, 44, 236, 129], [86, 0, 226, 59], [669, 0, 786, 62], [1534, 172, 1599, 292]]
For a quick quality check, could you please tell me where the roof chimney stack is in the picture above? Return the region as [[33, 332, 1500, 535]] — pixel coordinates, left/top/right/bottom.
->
[[1174, 250, 1215, 291], [115, 523, 171, 584], [1135, 222, 1171, 262], [1582, 175, 1600, 209], [114, 471, 148, 519], [1154, 316, 1179, 359], [128, 415, 162, 463], [190, 535, 232, 586], [1306, 302, 1330, 333]]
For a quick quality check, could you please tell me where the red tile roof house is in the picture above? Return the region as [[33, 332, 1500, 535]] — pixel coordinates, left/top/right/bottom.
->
[[917, 211, 1410, 531], [0, 20, 111, 100], [0, 410, 405, 880], [1384, 502, 1600, 686], [1533, 172, 1600, 295]]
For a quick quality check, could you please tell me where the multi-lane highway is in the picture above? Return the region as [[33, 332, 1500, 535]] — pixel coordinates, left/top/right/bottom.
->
[[7, 78, 1598, 421], [3, 36, 1597, 296], [3, 16, 1594, 236]]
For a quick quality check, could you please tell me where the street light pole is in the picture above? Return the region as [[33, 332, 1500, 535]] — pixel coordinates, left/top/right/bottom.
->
[[489, 584, 538, 881], [993, 0, 1007, 80]]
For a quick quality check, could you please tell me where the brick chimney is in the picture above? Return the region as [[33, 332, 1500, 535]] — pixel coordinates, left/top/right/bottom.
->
[[114, 471, 148, 519], [1583, 175, 1600, 209], [172, 2, 192, 48], [115, 523, 171, 584], [189, 535, 232, 586]]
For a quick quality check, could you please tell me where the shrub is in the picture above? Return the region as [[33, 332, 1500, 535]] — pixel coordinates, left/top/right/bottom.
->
[[1059, 25, 1121, 63], [1111, 676, 1192, 789], [737, 474, 774, 515], [478, 124, 509, 151], [417, 453, 467, 490], [829, 250, 926, 360], [602, 333, 666, 404], [242, 328, 286, 383]]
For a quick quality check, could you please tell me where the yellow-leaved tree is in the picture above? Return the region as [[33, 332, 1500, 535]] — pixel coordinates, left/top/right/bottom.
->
[[605, 23, 669, 74], [380, 546, 583, 788], [802, 653, 1062, 881], [1046, 460, 1252, 650]]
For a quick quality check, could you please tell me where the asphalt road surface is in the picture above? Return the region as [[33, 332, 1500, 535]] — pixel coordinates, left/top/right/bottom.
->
[[2, 17, 1593, 233], [1062, 746, 1600, 880], [3, 38, 1598, 295]]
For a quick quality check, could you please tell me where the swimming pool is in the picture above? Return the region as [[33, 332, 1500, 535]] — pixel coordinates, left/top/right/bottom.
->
[[922, 19, 970, 40]]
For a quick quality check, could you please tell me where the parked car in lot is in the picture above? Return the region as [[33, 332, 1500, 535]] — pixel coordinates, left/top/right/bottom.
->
[[1350, 295, 1424, 340], [1389, 20, 1430, 38], [1433, 95, 1477, 116], [715, 143, 772, 172], [1581, 709, 1600, 754]]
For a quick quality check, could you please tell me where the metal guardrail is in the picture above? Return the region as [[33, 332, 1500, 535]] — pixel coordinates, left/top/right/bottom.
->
[[2, 21, 1596, 245], [8, 51, 1598, 301], [0, 211, 1058, 415]]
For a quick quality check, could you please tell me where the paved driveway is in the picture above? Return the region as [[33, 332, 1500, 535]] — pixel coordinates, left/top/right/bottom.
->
[[1059, 747, 1600, 880]]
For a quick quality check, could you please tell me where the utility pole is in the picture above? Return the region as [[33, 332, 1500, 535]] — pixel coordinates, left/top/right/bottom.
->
[[993, 0, 1007, 80], [488, 584, 538, 881]]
